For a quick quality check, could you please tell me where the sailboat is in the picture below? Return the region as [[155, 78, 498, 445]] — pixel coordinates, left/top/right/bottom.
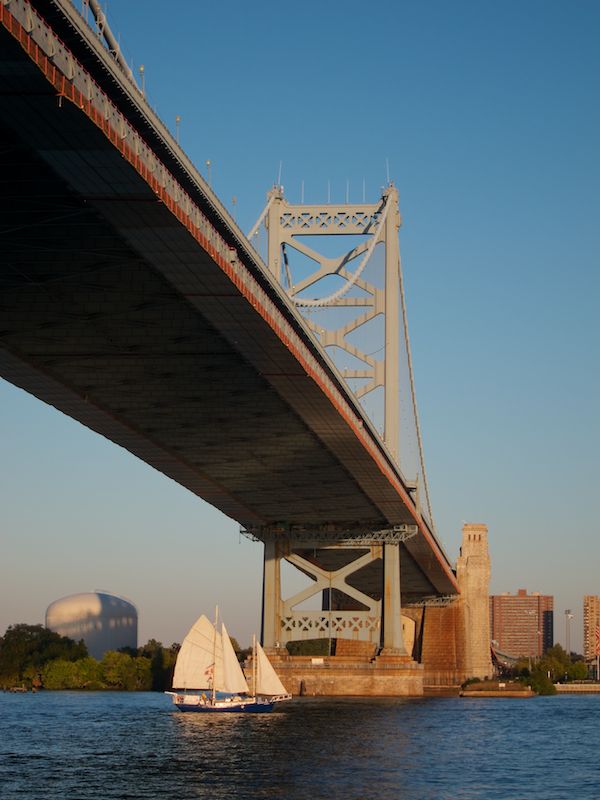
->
[[166, 611, 291, 713]]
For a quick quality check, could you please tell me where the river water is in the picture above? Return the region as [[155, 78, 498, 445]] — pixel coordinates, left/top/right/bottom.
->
[[1, 691, 598, 799]]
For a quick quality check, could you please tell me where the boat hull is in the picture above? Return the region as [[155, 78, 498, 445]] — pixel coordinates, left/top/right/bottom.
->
[[167, 692, 279, 713], [175, 700, 275, 713]]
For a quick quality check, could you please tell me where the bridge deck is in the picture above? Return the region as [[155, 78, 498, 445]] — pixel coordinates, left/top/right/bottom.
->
[[0, 0, 458, 599]]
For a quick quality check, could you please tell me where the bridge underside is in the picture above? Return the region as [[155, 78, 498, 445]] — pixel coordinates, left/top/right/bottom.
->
[[0, 8, 457, 602]]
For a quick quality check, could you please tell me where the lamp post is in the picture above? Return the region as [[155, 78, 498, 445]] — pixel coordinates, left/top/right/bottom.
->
[[565, 609, 574, 657]]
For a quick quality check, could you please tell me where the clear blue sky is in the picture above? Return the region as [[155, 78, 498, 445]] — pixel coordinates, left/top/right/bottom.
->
[[1, 0, 598, 652]]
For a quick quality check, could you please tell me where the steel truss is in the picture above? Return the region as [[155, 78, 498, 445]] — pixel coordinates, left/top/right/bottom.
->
[[241, 523, 418, 547], [404, 595, 458, 608], [281, 546, 382, 643]]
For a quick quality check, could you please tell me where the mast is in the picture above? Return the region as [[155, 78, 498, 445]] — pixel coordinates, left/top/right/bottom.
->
[[252, 634, 257, 698], [212, 606, 218, 704]]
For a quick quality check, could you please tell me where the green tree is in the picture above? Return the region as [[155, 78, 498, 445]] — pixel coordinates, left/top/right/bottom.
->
[[101, 651, 134, 689], [567, 661, 588, 681], [0, 624, 87, 685], [527, 670, 557, 695], [42, 659, 83, 689], [75, 657, 105, 689], [134, 656, 152, 690], [101, 651, 152, 690], [537, 654, 565, 682], [138, 639, 163, 659], [136, 639, 179, 691], [41, 657, 102, 690], [544, 644, 570, 667]]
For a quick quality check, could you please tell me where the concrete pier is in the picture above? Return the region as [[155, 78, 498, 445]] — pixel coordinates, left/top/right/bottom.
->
[[269, 652, 424, 697]]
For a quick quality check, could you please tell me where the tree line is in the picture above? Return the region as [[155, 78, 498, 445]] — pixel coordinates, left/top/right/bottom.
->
[[502, 644, 589, 695], [0, 624, 180, 691]]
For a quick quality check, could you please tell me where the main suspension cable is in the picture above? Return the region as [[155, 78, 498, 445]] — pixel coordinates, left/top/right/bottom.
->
[[398, 251, 435, 531], [292, 198, 389, 308]]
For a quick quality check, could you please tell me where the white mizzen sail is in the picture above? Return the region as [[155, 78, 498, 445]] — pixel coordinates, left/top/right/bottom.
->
[[172, 614, 223, 690], [255, 641, 289, 696], [221, 623, 249, 694]]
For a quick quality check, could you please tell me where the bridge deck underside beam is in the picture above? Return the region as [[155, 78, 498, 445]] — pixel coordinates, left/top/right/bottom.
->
[[0, 10, 457, 598]]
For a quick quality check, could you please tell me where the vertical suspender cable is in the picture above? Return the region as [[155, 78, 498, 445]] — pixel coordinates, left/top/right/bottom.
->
[[398, 252, 436, 531]]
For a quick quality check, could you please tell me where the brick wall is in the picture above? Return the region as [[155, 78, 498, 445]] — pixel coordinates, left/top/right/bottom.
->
[[335, 639, 377, 658], [420, 603, 466, 685]]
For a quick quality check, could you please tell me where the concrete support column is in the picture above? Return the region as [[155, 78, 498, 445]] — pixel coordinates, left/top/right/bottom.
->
[[382, 543, 407, 654], [261, 538, 281, 648]]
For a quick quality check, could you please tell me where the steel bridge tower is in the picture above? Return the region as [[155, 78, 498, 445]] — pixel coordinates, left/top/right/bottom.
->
[[249, 184, 429, 657]]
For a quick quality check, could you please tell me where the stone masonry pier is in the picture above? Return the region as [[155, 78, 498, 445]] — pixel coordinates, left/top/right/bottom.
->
[[268, 652, 424, 697]]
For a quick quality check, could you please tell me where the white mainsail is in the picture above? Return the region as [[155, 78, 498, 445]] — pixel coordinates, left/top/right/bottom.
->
[[255, 641, 289, 696], [172, 614, 223, 690], [221, 623, 249, 694]]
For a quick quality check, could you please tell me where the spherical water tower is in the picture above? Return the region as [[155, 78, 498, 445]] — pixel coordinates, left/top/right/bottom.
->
[[45, 591, 138, 659]]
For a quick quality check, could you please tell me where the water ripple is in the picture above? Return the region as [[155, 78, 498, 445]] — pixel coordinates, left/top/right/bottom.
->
[[0, 692, 599, 799]]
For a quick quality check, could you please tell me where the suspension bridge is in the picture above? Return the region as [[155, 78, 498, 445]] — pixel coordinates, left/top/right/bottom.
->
[[0, 0, 493, 693]]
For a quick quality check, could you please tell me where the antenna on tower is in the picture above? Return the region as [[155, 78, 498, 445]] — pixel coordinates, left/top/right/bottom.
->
[[385, 158, 391, 185], [277, 161, 283, 188]]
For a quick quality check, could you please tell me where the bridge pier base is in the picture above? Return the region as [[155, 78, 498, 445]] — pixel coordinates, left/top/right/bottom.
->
[[259, 535, 423, 695], [264, 651, 424, 697], [258, 523, 493, 696]]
